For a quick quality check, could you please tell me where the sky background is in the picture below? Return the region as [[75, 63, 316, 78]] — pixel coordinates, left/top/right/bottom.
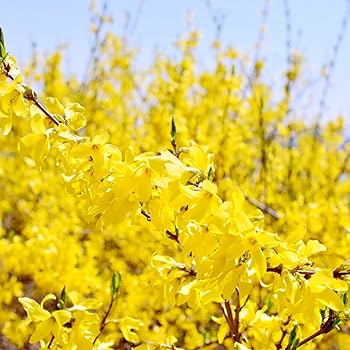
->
[[1, 0, 350, 122]]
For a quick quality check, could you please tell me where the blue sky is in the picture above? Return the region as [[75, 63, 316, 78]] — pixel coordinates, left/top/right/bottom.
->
[[1, 0, 349, 121]]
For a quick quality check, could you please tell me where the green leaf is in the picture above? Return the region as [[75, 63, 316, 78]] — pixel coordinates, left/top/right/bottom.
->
[[207, 166, 214, 181], [0, 27, 6, 59], [57, 286, 73, 309], [58, 286, 67, 309], [332, 316, 342, 328], [291, 338, 299, 350], [111, 272, 121, 299], [342, 292, 348, 306], [171, 116, 176, 141], [288, 325, 299, 349]]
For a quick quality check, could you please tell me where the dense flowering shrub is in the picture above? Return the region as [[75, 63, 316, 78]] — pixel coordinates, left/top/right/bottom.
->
[[1, 19, 350, 350]]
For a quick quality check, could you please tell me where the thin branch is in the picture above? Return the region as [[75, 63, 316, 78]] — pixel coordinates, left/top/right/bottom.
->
[[334, 151, 350, 183], [205, 0, 227, 40], [242, 0, 271, 98], [267, 265, 350, 279], [258, 98, 268, 202], [3, 64, 61, 126], [244, 195, 280, 220], [315, 0, 350, 129], [129, 0, 145, 37], [276, 328, 288, 350], [276, 316, 292, 350], [222, 301, 235, 342], [233, 287, 241, 343], [283, 0, 293, 109], [140, 208, 151, 221], [82, 0, 109, 88], [222, 299, 242, 344], [166, 229, 180, 244], [308, 0, 350, 179], [93, 293, 116, 345], [291, 310, 335, 349], [24, 89, 61, 126], [176, 263, 197, 277], [48, 335, 55, 348]]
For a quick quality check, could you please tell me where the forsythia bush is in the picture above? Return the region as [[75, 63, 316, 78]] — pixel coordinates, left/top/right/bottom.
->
[[1, 16, 350, 350]]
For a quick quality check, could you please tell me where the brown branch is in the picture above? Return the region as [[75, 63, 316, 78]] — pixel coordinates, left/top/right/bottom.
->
[[48, 335, 55, 348], [3, 64, 61, 126], [267, 265, 283, 274], [166, 229, 180, 244], [267, 265, 350, 279], [222, 299, 241, 344], [245, 195, 280, 220], [276, 328, 288, 350], [24, 89, 60, 126], [258, 98, 268, 203], [333, 267, 350, 278], [233, 288, 241, 343], [176, 263, 197, 277], [140, 208, 151, 221], [291, 310, 335, 349], [222, 301, 235, 342], [93, 294, 115, 345], [276, 316, 292, 350]]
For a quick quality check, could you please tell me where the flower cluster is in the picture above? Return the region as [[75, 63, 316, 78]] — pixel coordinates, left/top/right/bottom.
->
[[1, 24, 350, 350]]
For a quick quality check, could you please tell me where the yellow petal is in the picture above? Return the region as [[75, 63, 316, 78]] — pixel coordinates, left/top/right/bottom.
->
[[18, 297, 51, 322], [0, 112, 12, 135], [92, 131, 109, 145], [251, 247, 267, 280], [29, 319, 53, 343], [12, 91, 27, 116], [30, 112, 46, 134], [45, 97, 65, 115], [304, 240, 327, 257], [217, 322, 229, 343], [316, 288, 345, 311], [52, 310, 71, 326], [119, 317, 143, 344]]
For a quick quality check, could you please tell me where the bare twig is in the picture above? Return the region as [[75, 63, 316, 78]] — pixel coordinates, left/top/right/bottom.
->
[[4, 67, 61, 126], [334, 151, 350, 183], [166, 229, 180, 244], [244, 195, 280, 220], [205, 0, 227, 40], [93, 293, 116, 345], [315, 0, 350, 130], [233, 288, 241, 343], [258, 98, 268, 202], [283, 0, 294, 117], [129, 0, 145, 37], [48, 335, 55, 348], [276, 316, 292, 350], [82, 0, 109, 88], [24, 88, 61, 126], [285, 310, 335, 349], [267, 265, 350, 279], [221, 298, 241, 345], [140, 208, 151, 221], [242, 0, 271, 97], [308, 0, 350, 179]]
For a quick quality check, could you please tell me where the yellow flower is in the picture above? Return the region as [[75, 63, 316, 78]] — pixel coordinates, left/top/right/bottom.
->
[[19, 294, 71, 345]]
